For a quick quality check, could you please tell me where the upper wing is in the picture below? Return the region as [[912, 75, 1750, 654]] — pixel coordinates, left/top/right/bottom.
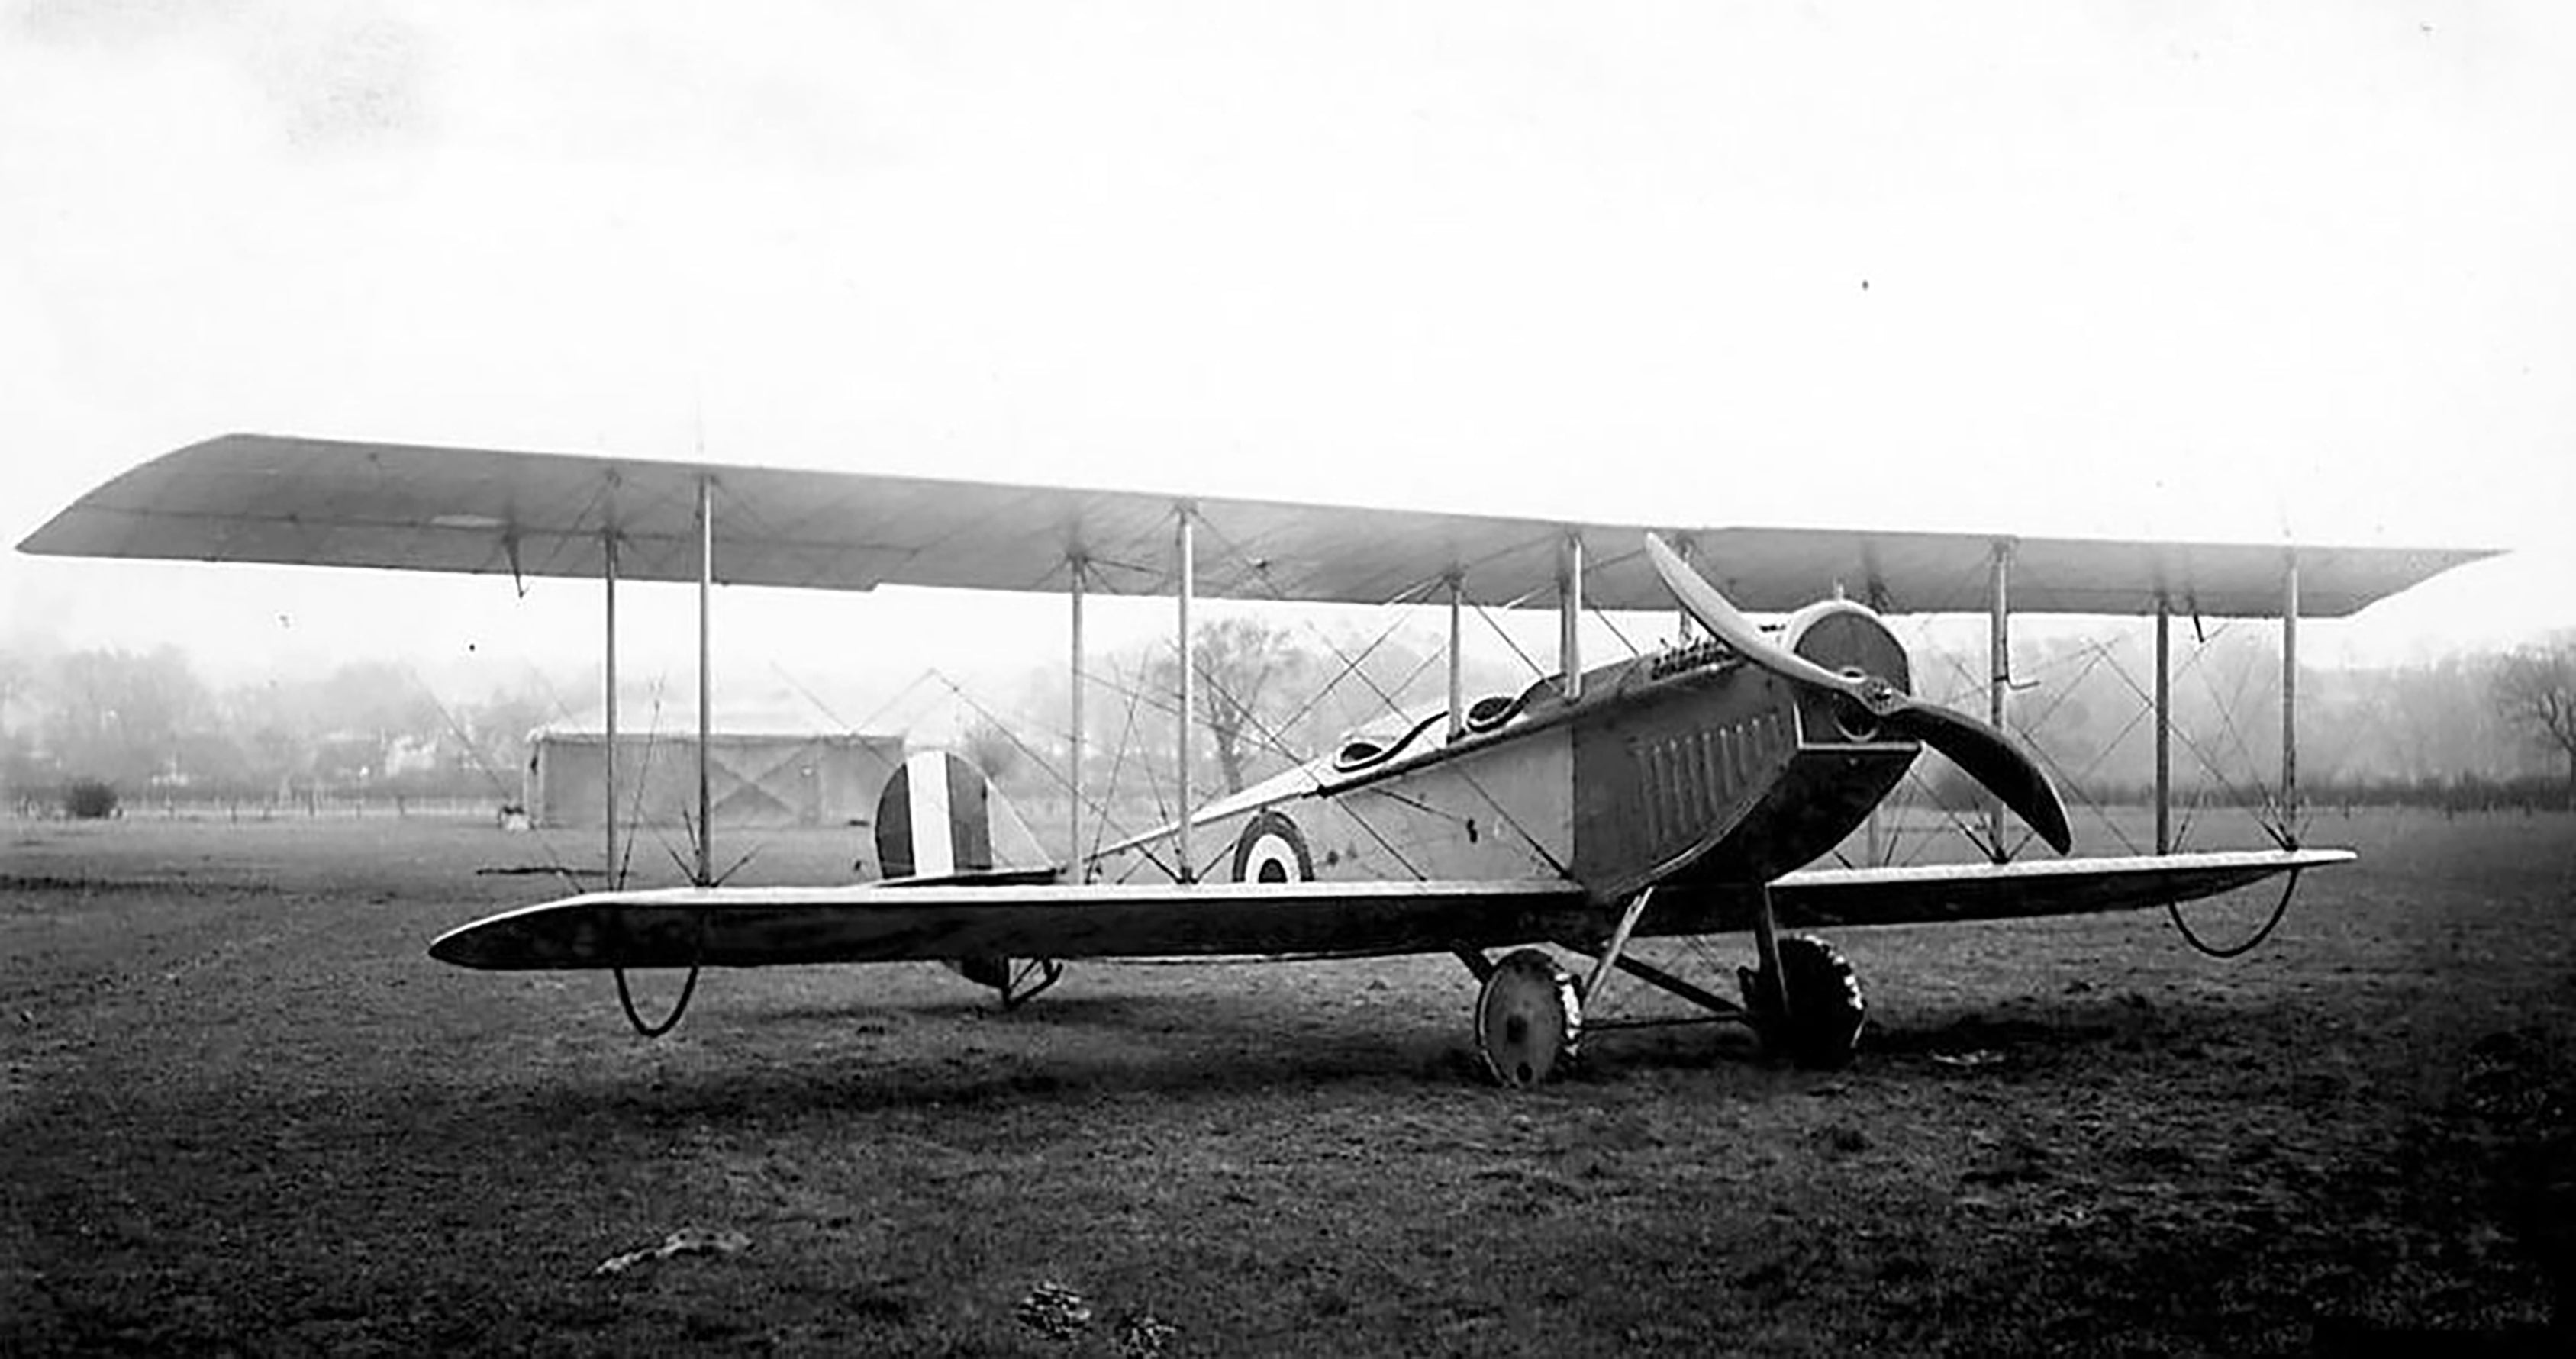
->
[[21, 433, 2491, 616], [428, 878, 1599, 971], [1759, 849, 2353, 930]]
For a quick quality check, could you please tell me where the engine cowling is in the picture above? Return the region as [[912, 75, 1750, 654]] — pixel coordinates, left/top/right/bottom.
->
[[1777, 600, 1913, 746]]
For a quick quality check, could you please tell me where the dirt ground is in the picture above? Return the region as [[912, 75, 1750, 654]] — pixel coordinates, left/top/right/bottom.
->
[[4, 809, 2571, 1355]]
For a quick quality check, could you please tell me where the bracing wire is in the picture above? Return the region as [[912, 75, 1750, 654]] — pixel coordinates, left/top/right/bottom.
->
[[1265, 607, 1433, 742], [1089, 659, 1176, 880], [1188, 523, 1586, 880], [2176, 623, 2298, 846], [402, 664, 591, 893], [1472, 596, 1549, 680], [2087, 620, 2257, 849], [1594, 607, 1647, 662]]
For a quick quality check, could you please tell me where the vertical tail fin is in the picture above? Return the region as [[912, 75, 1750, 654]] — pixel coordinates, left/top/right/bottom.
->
[[874, 751, 1056, 883]]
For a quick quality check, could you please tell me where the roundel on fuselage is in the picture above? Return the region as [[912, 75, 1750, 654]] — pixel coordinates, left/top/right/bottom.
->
[[1230, 809, 1313, 884]]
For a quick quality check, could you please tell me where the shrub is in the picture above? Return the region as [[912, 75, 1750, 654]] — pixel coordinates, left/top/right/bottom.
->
[[63, 778, 119, 820]]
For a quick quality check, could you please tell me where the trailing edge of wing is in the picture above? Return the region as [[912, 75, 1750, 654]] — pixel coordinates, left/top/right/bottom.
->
[[21, 433, 2496, 617], [428, 878, 1596, 971]]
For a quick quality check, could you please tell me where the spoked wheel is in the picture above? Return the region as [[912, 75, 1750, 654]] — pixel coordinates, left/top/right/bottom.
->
[[1739, 934, 1866, 1070], [1474, 948, 1584, 1087]]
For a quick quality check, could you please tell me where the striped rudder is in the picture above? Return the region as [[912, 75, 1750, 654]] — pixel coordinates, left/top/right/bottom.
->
[[873, 751, 1053, 881]]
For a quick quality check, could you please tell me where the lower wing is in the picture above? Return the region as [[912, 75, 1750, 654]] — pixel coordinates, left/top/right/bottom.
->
[[429, 849, 2351, 971], [429, 878, 1596, 971], [1759, 848, 2352, 929]]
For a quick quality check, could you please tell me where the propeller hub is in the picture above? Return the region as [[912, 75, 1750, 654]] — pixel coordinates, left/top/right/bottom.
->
[[1780, 599, 1914, 722]]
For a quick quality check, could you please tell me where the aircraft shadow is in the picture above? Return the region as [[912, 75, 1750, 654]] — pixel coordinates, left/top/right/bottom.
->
[[514, 981, 2298, 1126]]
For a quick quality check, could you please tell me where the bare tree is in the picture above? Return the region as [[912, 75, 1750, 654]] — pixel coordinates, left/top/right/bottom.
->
[[0, 649, 31, 803], [1153, 618, 1315, 794], [40, 646, 209, 788], [2492, 639, 2576, 807], [958, 717, 1025, 786]]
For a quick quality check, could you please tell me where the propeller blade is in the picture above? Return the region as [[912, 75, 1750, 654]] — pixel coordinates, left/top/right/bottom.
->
[[1643, 533, 2073, 855], [1875, 703, 2073, 854], [1643, 534, 1868, 701]]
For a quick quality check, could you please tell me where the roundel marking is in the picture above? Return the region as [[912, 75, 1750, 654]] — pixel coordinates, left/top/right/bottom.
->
[[1230, 809, 1314, 884]]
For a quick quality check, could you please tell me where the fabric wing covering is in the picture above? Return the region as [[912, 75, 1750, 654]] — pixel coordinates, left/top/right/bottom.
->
[[21, 433, 2493, 617], [425, 851, 2352, 971]]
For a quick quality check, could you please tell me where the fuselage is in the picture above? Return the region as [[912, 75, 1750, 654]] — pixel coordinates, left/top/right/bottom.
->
[[1090, 600, 1923, 905]]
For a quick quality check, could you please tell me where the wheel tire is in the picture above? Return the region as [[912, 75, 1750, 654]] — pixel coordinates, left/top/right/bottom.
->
[[1741, 934, 1866, 1070], [1473, 948, 1583, 1088]]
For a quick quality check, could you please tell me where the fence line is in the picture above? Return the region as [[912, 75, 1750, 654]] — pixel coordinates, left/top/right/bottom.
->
[[10, 793, 502, 823]]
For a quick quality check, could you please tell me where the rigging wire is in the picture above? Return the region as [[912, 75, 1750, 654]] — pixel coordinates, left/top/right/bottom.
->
[[1187, 523, 1580, 881], [404, 659, 712, 1037], [1993, 639, 2142, 858], [2087, 619, 2255, 849], [1594, 607, 1647, 662], [1089, 659, 1171, 875], [627, 684, 701, 886], [1472, 595, 1550, 680], [2173, 622, 2297, 846], [1264, 602, 1438, 742], [1166, 637, 1434, 881]]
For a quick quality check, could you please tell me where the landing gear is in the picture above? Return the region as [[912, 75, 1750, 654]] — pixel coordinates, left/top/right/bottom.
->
[[1459, 883, 1865, 1085], [1472, 948, 1584, 1087], [1739, 934, 1866, 1070]]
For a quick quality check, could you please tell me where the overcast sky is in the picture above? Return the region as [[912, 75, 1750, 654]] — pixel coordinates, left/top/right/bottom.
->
[[5, 2, 2571, 717]]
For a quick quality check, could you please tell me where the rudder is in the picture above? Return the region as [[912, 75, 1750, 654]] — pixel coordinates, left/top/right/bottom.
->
[[873, 750, 1053, 882]]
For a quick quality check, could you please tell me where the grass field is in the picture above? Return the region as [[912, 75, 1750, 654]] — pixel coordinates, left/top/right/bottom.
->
[[5, 810, 2572, 1354]]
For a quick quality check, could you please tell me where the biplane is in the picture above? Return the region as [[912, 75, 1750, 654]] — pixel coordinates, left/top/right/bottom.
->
[[19, 434, 2494, 1084]]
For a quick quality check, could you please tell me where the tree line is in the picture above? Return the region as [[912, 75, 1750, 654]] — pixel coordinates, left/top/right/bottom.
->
[[1, 648, 553, 815], [1003, 620, 2576, 816], [6, 624, 2572, 820]]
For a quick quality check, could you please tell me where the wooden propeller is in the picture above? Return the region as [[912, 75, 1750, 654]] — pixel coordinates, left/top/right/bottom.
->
[[1644, 533, 2072, 854]]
